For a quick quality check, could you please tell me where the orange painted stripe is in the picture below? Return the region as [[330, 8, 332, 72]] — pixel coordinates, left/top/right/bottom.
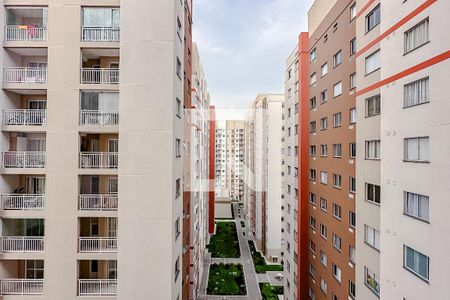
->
[[356, 0, 437, 58], [355, 0, 376, 19], [356, 50, 450, 96]]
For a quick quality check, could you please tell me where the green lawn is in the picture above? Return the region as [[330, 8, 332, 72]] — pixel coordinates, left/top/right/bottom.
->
[[207, 264, 246, 295], [260, 283, 283, 300], [248, 241, 283, 273], [207, 222, 240, 258]]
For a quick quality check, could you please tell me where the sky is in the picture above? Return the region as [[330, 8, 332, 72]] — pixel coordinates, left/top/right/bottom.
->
[[193, 0, 314, 119]]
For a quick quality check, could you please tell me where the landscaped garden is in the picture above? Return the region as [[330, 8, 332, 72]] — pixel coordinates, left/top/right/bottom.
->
[[207, 221, 240, 258], [259, 283, 283, 300], [207, 263, 246, 295], [248, 241, 284, 273]]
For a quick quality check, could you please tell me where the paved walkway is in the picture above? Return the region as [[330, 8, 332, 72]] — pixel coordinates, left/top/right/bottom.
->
[[199, 204, 262, 300]]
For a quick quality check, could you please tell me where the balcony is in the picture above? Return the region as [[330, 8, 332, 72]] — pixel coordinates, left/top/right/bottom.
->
[[79, 237, 117, 253], [1, 194, 44, 210], [80, 49, 119, 85], [2, 109, 46, 126], [81, 68, 119, 85], [1, 236, 44, 253], [79, 152, 118, 169], [78, 279, 117, 296], [80, 110, 118, 126], [5, 26, 47, 42], [82, 27, 119, 42], [0, 279, 44, 295], [79, 194, 118, 211], [5, 7, 48, 42], [4, 67, 47, 84], [2, 151, 46, 168]]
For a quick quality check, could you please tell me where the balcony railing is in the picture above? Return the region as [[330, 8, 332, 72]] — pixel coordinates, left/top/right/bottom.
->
[[82, 27, 120, 42], [79, 194, 118, 211], [78, 279, 117, 296], [1, 194, 45, 210], [2, 151, 46, 168], [0, 279, 44, 295], [1, 236, 44, 252], [2, 109, 46, 126], [80, 152, 118, 169], [4, 68, 47, 83], [79, 237, 117, 253], [80, 110, 119, 126], [81, 68, 119, 84], [5, 25, 47, 41]]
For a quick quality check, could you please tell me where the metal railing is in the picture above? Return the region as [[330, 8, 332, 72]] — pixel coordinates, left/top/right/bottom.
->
[[79, 152, 118, 169], [81, 68, 119, 84], [78, 279, 117, 296], [2, 151, 46, 168], [5, 25, 47, 41], [0, 279, 44, 295], [1, 236, 44, 252], [1, 194, 45, 210], [80, 110, 119, 126], [4, 68, 47, 83], [2, 109, 46, 126], [79, 237, 117, 253], [81, 27, 120, 42], [79, 194, 118, 211]]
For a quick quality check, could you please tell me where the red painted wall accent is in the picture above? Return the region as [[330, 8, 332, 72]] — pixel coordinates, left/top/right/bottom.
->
[[297, 32, 310, 300], [355, 0, 376, 19], [356, 50, 450, 96], [356, 0, 437, 58], [208, 105, 216, 234]]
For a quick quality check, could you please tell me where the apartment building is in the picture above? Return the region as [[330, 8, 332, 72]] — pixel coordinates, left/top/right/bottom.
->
[[356, 1, 450, 299], [281, 44, 300, 299], [245, 94, 283, 262], [0, 1, 212, 299], [214, 120, 245, 201]]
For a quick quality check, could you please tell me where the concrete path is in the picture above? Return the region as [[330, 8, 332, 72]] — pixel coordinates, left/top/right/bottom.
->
[[199, 204, 263, 300]]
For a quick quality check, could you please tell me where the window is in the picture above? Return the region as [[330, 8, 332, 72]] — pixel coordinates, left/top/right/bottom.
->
[[332, 264, 342, 282], [405, 18, 429, 54], [308, 288, 315, 300], [320, 171, 328, 185], [320, 198, 328, 211], [310, 121, 316, 133], [333, 50, 342, 67], [175, 256, 180, 282], [310, 97, 317, 109], [349, 143, 356, 158], [349, 108, 356, 124], [175, 179, 181, 198], [333, 82, 342, 97], [320, 144, 328, 157], [309, 239, 316, 253], [333, 144, 342, 157], [309, 169, 316, 181], [176, 98, 182, 117], [349, 245, 356, 264], [309, 216, 316, 229], [320, 117, 328, 130], [287, 69, 292, 79], [350, 3, 357, 20], [333, 203, 342, 220], [365, 50, 380, 74], [320, 278, 327, 294], [310, 73, 317, 85], [365, 225, 380, 251], [176, 16, 182, 40], [175, 139, 181, 157], [404, 245, 429, 281], [310, 145, 317, 157], [310, 48, 317, 62], [366, 5, 380, 32], [365, 267, 380, 296], [404, 77, 429, 107], [309, 264, 316, 279], [333, 174, 342, 189], [309, 193, 317, 205], [175, 217, 181, 239], [349, 280, 356, 298], [295, 103, 299, 113], [320, 251, 328, 266], [350, 38, 356, 55], [295, 124, 298, 134], [365, 140, 380, 159], [321, 63, 328, 76], [366, 183, 380, 204], [176, 57, 182, 79], [404, 191, 429, 222], [321, 90, 328, 103], [350, 73, 356, 89], [333, 112, 342, 127], [404, 137, 429, 162], [332, 233, 342, 251], [320, 224, 327, 239], [365, 94, 381, 117], [350, 177, 356, 193]]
